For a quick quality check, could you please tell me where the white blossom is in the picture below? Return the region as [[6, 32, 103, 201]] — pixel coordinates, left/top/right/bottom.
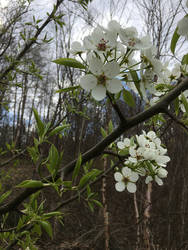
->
[[80, 57, 122, 101], [117, 138, 131, 149], [115, 131, 170, 192], [114, 167, 139, 193], [145, 166, 168, 186], [83, 26, 117, 54], [119, 27, 151, 50]]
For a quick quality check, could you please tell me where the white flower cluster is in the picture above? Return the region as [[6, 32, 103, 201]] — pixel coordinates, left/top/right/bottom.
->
[[70, 20, 186, 102], [114, 131, 170, 193], [70, 18, 188, 102]]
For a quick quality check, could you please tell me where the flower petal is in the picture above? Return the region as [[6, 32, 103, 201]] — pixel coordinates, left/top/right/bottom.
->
[[103, 61, 120, 78], [106, 79, 122, 93], [129, 147, 137, 157], [108, 20, 121, 33], [157, 168, 168, 178], [156, 155, 170, 165], [147, 131, 156, 140], [155, 176, 163, 186], [91, 84, 106, 101], [117, 141, 125, 149], [123, 138, 130, 147], [89, 57, 103, 75], [122, 167, 131, 177], [114, 172, 124, 182], [145, 176, 153, 184], [129, 172, 139, 182], [127, 157, 137, 163], [127, 182, 137, 193], [71, 41, 83, 54], [115, 181, 125, 192], [80, 74, 97, 91]]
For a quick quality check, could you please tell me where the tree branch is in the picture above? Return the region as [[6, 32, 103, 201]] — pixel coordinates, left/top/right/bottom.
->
[[0, 77, 187, 215]]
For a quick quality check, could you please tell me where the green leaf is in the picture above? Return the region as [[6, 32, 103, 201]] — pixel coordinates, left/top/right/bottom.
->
[[16, 180, 44, 188], [0, 190, 12, 204], [91, 199, 103, 208], [88, 201, 94, 212], [52, 58, 86, 69], [56, 86, 80, 93], [20, 32, 26, 41], [108, 120, 113, 133], [78, 169, 101, 189], [48, 124, 70, 137], [72, 154, 82, 181], [32, 224, 42, 236], [78, 0, 92, 10], [122, 89, 136, 107], [170, 27, 180, 54], [33, 108, 45, 136], [181, 93, 188, 114], [174, 97, 179, 116], [119, 148, 129, 156], [101, 127, 107, 138], [181, 54, 188, 65], [61, 180, 72, 188], [39, 220, 53, 238], [48, 145, 59, 176], [43, 211, 62, 219]]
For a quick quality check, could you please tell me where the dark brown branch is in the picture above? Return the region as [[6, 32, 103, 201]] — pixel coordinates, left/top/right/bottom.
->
[[0, 77, 187, 215]]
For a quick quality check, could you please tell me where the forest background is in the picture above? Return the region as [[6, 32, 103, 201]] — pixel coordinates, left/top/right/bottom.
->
[[0, 0, 188, 249]]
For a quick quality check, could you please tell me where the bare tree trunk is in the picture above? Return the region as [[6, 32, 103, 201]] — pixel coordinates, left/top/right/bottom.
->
[[134, 192, 140, 250], [13, 85, 18, 140], [102, 157, 110, 250], [143, 182, 153, 250]]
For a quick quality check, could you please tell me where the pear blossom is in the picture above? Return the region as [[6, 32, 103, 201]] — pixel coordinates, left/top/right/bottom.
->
[[79, 57, 122, 101], [117, 138, 131, 149], [139, 68, 157, 100], [114, 167, 139, 193], [107, 20, 121, 34], [145, 166, 168, 186], [115, 131, 170, 192], [119, 27, 152, 50], [141, 47, 164, 78], [83, 26, 117, 54]]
